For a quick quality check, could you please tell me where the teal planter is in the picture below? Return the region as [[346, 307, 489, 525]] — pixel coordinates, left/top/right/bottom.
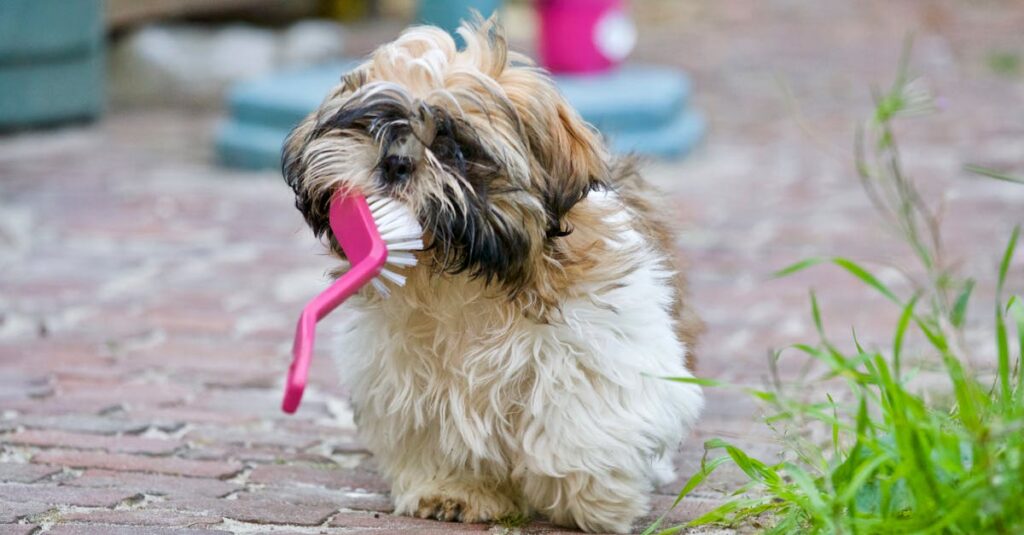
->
[[0, 0, 104, 62], [417, 0, 501, 38], [0, 0, 105, 129], [0, 53, 104, 128]]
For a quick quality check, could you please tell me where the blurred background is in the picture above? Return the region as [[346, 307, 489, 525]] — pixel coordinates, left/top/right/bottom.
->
[[1, 1, 1022, 533]]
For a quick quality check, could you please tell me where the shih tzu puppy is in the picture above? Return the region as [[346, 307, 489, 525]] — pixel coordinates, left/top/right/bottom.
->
[[281, 18, 704, 534]]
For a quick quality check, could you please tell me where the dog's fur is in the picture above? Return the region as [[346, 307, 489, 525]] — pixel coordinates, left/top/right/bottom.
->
[[281, 19, 704, 533]]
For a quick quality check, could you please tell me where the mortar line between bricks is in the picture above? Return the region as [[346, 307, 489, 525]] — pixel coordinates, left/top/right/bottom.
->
[[215, 513, 347, 534], [24, 465, 247, 480], [2, 442, 189, 459]]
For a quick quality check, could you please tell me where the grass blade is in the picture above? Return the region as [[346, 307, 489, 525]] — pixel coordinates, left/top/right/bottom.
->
[[996, 306, 1011, 407], [996, 227, 1019, 406], [783, 462, 831, 529], [950, 279, 975, 328], [660, 376, 725, 387], [774, 257, 825, 278], [893, 294, 920, 379], [964, 164, 1024, 185], [1010, 298, 1024, 400], [832, 257, 902, 305], [996, 225, 1020, 296]]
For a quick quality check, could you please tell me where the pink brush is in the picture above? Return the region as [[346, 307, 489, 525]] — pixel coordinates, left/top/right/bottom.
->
[[283, 192, 423, 413]]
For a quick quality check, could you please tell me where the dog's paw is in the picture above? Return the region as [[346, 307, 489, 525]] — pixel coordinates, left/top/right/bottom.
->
[[413, 487, 522, 523], [415, 495, 467, 522]]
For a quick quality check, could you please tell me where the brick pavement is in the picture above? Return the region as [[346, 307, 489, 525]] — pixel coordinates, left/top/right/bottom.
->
[[2, 1, 1023, 533]]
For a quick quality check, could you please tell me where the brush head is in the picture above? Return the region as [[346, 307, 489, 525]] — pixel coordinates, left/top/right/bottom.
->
[[365, 194, 423, 296]]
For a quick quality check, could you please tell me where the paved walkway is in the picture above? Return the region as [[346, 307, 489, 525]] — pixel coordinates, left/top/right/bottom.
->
[[2, 1, 1022, 533]]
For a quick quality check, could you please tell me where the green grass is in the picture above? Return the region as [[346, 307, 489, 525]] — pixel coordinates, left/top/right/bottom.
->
[[987, 51, 1021, 77], [495, 511, 532, 530], [647, 42, 1024, 535]]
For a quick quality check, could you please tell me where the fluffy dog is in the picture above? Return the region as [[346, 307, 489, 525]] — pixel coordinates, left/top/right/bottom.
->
[[281, 19, 704, 533]]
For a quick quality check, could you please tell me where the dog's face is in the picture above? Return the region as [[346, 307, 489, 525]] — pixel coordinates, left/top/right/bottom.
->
[[282, 21, 608, 294]]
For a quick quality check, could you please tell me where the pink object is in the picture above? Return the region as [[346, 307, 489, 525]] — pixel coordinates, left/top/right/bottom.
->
[[282, 193, 388, 414], [538, 0, 636, 74]]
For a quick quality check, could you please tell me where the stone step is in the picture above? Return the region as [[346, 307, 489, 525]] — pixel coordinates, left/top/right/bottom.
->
[[226, 61, 361, 133], [612, 108, 705, 158], [215, 120, 290, 170], [556, 64, 694, 133], [217, 60, 704, 167], [216, 106, 704, 169]]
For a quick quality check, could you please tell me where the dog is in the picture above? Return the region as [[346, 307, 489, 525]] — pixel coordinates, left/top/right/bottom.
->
[[281, 19, 704, 534]]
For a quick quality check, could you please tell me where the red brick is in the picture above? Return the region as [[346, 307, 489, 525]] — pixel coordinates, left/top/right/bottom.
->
[[0, 524, 39, 535], [245, 528, 317, 532], [249, 464, 388, 493], [0, 462, 60, 483], [58, 382, 193, 407], [329, 511, 490, 531], [0, 483, 140, 507], [184, 427, 321, 450], [154, 496, 336, 526], [127, 340, 277, 369], [0, 374, 53, 400], [190, 390, 325, 418], [122, 407, 259, 426], [45, 526, 231, 535], [31, 451, 243, 479], [15, 415, 181, 435], [344, 528, 495, 535], [1, 396, 117, 416], [240, 484, 392, 513], [59, 509, 222, 528], [144, 306, 236, 336], [276, 420, 362, 442], [5, 430, 181, 455], [0, 502, 52, 523], [178, 444, 285, 464], [339, 524, 495, 528], [64, 469, 239, 498]]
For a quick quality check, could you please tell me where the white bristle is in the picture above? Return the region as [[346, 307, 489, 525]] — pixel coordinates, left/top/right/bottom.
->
[[379, 268, 406, 286], [386, 252, 418, 267], [370, 278, 391, 297], [387, 239, 425, 252], [366, 194, 423, 296]]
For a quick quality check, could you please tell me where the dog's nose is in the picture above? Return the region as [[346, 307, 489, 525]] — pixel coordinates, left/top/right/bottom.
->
[[380, 155, 414, 185]]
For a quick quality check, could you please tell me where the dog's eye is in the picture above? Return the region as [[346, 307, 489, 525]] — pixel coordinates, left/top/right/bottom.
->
[[431, 136, 466, 175]]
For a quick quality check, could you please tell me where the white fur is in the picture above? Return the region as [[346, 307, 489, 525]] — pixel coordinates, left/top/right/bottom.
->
[[330, 191, 703, 533]]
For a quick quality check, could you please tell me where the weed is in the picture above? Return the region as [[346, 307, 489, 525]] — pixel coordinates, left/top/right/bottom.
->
[[496, 511, 532, 529], [649, 41, 1024, 535]]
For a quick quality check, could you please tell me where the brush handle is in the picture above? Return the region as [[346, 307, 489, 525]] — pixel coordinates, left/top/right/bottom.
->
[[282, 268, 371, 413], [282, 194, 388, 414]]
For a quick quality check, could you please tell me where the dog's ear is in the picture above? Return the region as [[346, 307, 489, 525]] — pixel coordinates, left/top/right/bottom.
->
[[282, 113, 333, 240], [508, 80, 608, 238], [457, 18, 606, 238], [537, 99, 607, 238]]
